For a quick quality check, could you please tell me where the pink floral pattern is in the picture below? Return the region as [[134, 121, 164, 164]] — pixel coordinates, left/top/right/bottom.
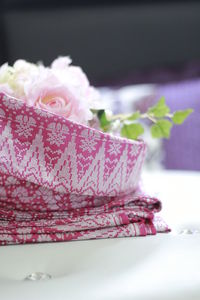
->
[[0, 93, 169, 245]]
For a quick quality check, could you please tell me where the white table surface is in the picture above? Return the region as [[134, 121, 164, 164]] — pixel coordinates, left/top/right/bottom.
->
[[0, 170, 200, 300]]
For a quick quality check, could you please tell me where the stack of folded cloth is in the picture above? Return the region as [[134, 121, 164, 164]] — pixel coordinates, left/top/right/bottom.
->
[[0, 93, 169, 245]]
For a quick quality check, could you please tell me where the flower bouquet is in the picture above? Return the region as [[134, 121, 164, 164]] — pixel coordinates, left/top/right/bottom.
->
[[0, 57, 192, 245]]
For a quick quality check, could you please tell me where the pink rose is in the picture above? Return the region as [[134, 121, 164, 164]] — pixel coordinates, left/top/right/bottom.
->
[[51, 56, 72, 69], [51, 58, 102, 110], [0, 57, 103, 126], [25, 68, 93, 124], [51, 58, 89, 95]]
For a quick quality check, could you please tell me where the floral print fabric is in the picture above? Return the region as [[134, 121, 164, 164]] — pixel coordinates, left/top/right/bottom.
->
[[0, 93, 169, 245]]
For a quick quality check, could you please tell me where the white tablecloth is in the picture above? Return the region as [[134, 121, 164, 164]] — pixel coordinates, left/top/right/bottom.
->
[[0, 170, 200, 300]]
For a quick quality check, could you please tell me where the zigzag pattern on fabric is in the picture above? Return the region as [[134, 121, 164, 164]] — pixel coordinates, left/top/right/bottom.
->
[[0, 93, 169, 245]]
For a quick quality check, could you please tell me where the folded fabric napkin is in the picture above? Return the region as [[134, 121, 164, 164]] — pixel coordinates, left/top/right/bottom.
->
[[0, 93, 169, 245]]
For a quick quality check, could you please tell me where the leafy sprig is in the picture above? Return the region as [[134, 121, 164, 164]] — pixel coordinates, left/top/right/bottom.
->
[[95, 97, 193, 140]]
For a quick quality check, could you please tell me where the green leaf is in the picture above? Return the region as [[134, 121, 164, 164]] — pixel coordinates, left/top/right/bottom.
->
[[172, 109, 193, 125], [127, 111, 141, 121], [151, 119, 172, 139], [121, 123, 144, 140], [148, 97, 170, 118], [97, 110, 111, 131]]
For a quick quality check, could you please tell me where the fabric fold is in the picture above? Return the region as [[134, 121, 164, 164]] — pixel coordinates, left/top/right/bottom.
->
[[0, 93, 169, 245]]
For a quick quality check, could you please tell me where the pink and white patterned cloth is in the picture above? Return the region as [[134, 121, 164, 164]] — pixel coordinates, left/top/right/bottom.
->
[[0, 93, 169, 245]]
